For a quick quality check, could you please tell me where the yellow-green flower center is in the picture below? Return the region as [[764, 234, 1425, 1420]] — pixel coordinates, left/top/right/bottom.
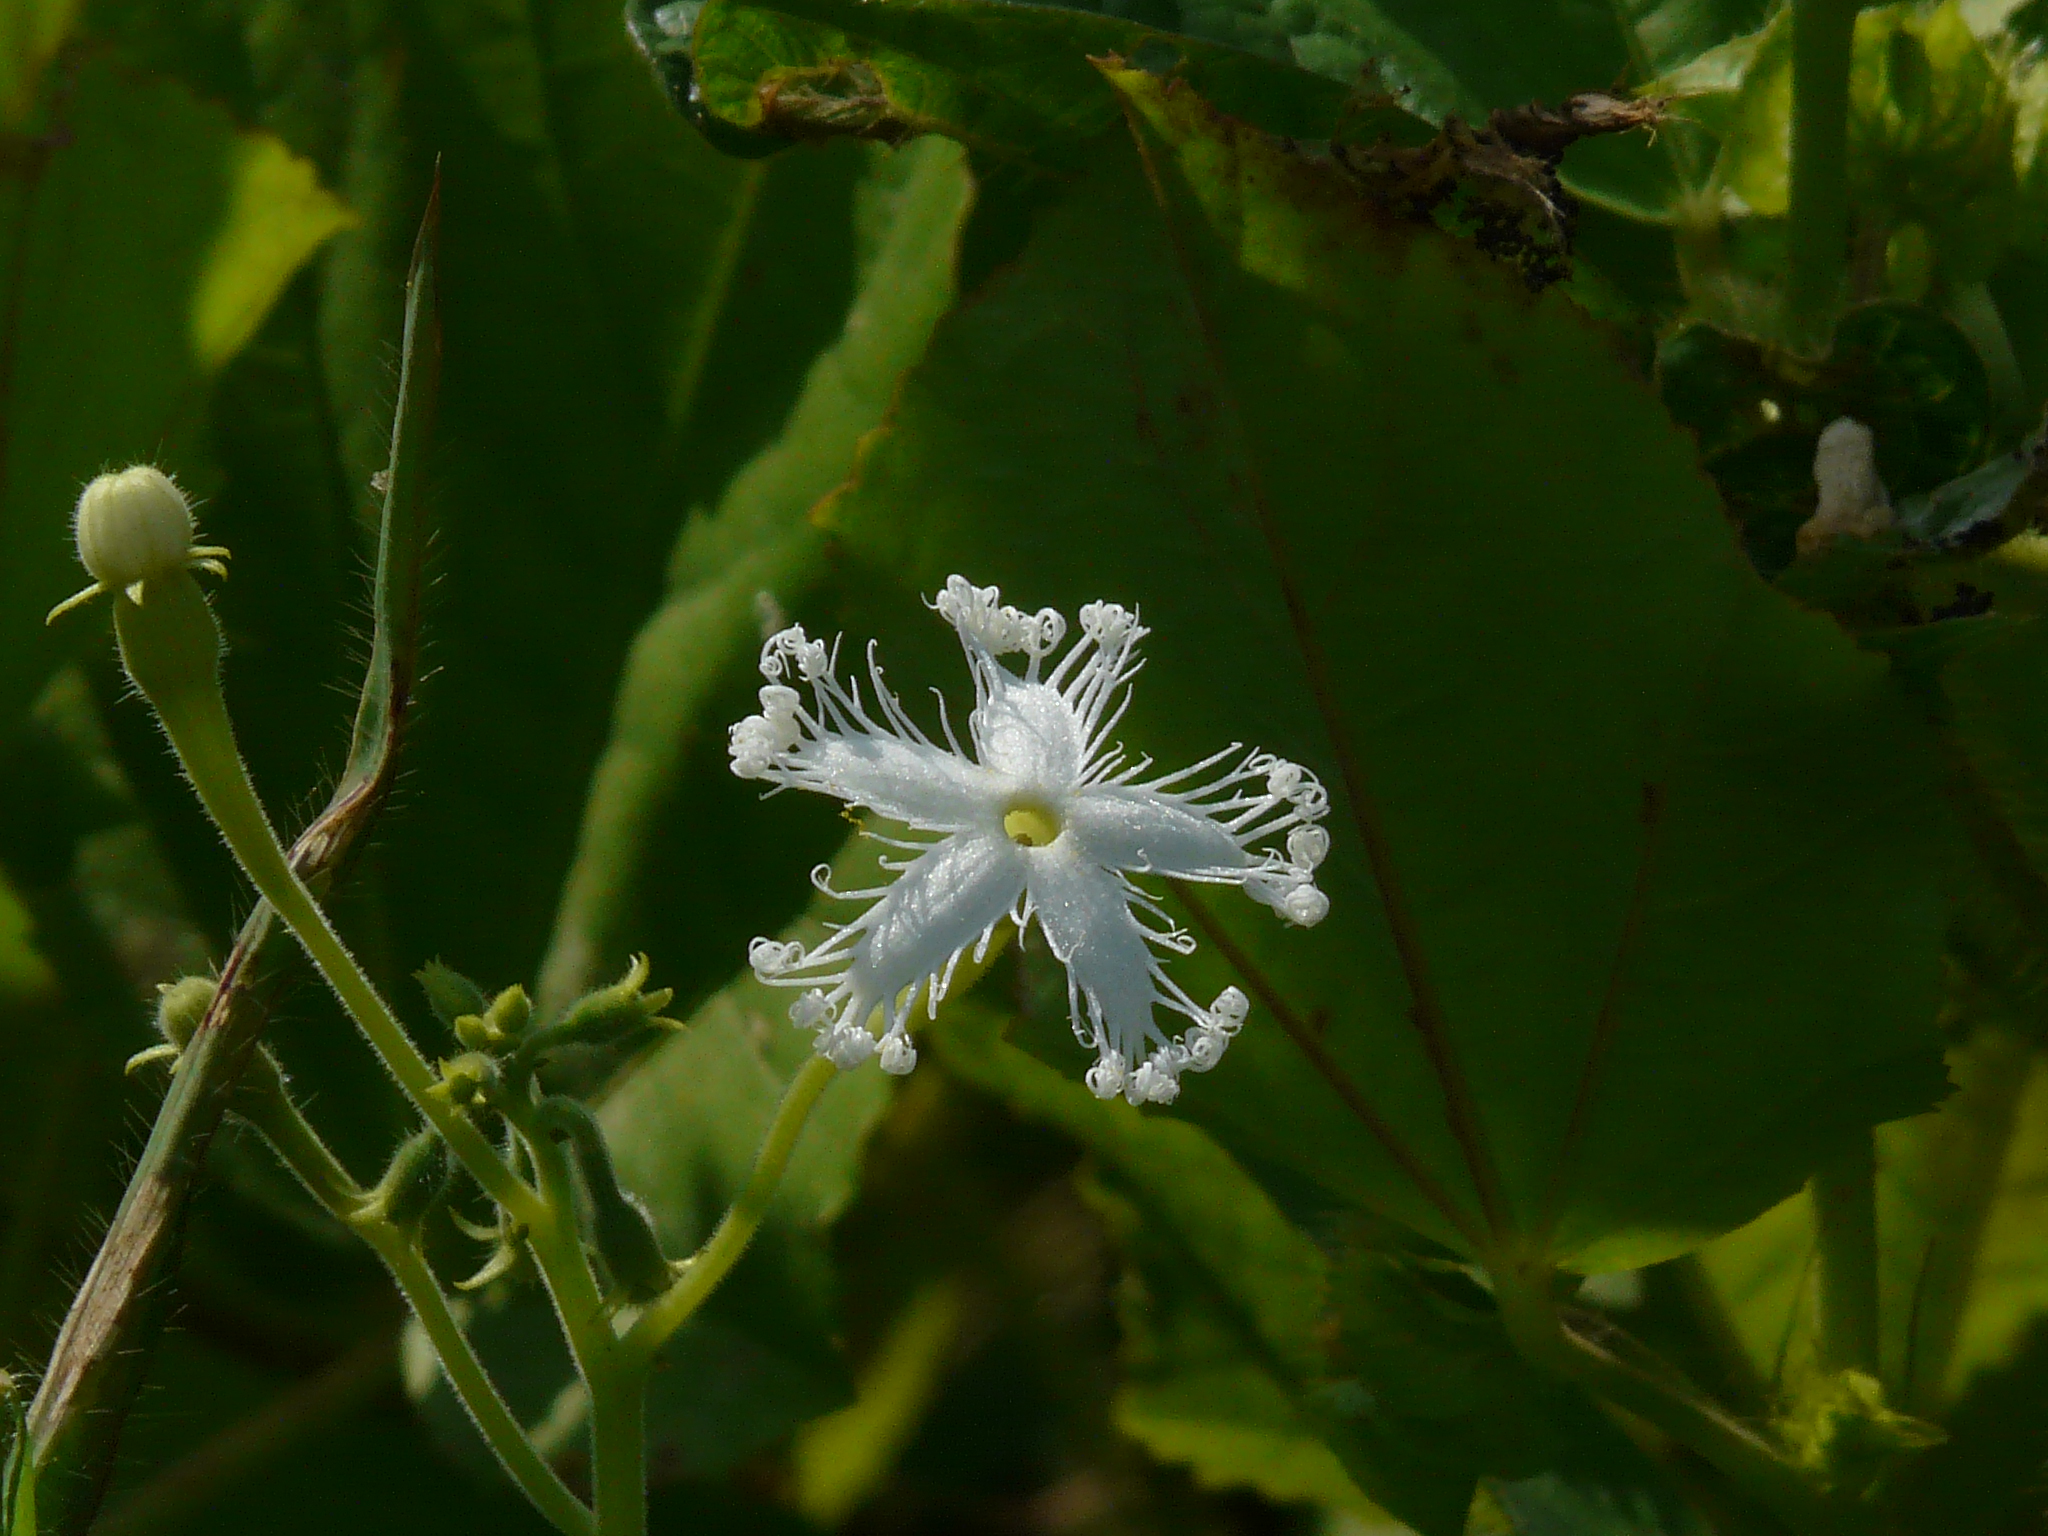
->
[[1003, 800, 1062, 848]]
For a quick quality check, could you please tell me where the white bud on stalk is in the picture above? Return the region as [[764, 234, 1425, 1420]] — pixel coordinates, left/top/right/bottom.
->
[[74, 467, 197, 590], [49, 464, 229, 624]]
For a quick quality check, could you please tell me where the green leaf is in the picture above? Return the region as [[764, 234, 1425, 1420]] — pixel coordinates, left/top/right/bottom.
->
[[0, 61, 348, 736], [674, 0, 1414, 160], [933, 1006, 1697, 1536], [362, 0, 869, 993], [928, 1003, 1461, 1530], [536, 135, 974, 1016], [1482, 1471, 1711, 1534], [587, 837, 933, 1472], [823, 70, 1953, 1273], [1879, 1028, 2048, 1409], [1087, 1177, 1395, 1520], [788, 1277, 966, 1526]]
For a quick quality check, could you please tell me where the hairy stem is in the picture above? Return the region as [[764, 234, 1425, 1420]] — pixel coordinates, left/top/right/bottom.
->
[[626, 1056, 835, 1359], [587, 1361, 649, 1536], [1812, 1135, 1881, 1377], [1786, 0, 1858, 350], [235, 1065, 592, 1536], [113, 578, 536, 1224], [371, 1234, 595, 1536]]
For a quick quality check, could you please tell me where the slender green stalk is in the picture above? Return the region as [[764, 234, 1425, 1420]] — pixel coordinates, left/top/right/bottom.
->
[[370, 1233, 596, 1536], [587, 1362, 649, 1536], [626, 1056, 835, 1359], [1812, 1136, 1882, 1377], [518, 1121, 618, 1379], [1492, 1261, 1851, 1534], [112, 577, 537, 1225], [234, 1058, 593, 1536], [510, 1107, 652, 1536], [1786, 0, 1859, 350]]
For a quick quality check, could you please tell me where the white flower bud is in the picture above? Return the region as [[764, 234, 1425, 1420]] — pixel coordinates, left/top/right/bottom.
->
[[748, 937, 806, 978], [74, 466, 196, 590], [1279, 884, 1330, 927], [1085, 1053, 1128, 1099], [1287, 824, 1330, 871], [1129, 1058, 1181, 1104], [818, 1021, 877, 1068], [1208, 985, 1250, 1033], [1798, 418, 1893, 558], [877, 1033, 918, 1075]]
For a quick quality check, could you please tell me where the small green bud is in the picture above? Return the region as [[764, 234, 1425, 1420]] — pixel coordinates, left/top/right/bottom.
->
[[431, 1051, 499, 1108], [514, 955, 678, 1074], [155, 975, 218, 1051], [456, 985, 532, 1053], [371, 1129, 451, 1232], [417, 960, 490, 1030]]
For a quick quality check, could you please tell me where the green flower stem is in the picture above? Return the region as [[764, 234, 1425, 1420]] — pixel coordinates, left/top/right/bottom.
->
[[519, 1122, 619, 1379], [232, 1060, 594, 1536], [368, 1233, 596, 1536], [515, 1109, 647, 1536], [1492, 1261, 1850, 1534], [1812, 1135, 1882, 1376], [1786, 0, 1858, 351], [625, 1056, 836, 1361], [587, 1360, 649, 1536], [111, 576, 537, 1226]]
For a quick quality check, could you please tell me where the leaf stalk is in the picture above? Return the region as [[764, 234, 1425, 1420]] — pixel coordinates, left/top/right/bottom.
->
[[1786, 0, 1858, 351], [1492, 1259, 1854, 1534]]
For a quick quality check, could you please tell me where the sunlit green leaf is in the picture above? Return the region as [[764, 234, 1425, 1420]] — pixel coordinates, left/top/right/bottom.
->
[[0, 62, 347, 735], [677, 0, 1396, 159], [537, 135, 974, 1016], [826, 69, 1952, 1273]]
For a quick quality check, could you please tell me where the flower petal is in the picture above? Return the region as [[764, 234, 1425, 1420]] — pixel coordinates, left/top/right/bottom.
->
[[1065, 784, 1250, 879], [1027, 841, 1171, 1059], [802, 732, 997, 831], [972, 679, 1085, 785], [850, 830, 1027, 1018]]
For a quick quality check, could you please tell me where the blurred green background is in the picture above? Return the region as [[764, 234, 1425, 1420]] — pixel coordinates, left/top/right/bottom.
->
[[10, 0, 2048, 1531]]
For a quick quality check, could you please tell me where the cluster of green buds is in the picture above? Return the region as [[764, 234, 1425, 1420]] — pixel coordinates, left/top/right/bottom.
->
[[1783, 1367, 1946, 1502], [416, 956, 684, 1301], [422, 954, 678, 1103]]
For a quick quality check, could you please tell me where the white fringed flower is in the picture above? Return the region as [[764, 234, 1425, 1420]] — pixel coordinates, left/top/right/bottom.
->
[[731, 576, 1331, 1106]]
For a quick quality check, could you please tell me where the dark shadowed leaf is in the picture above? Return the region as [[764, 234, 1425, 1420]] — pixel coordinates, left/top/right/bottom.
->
[[824, 71, 1953, 1273]]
